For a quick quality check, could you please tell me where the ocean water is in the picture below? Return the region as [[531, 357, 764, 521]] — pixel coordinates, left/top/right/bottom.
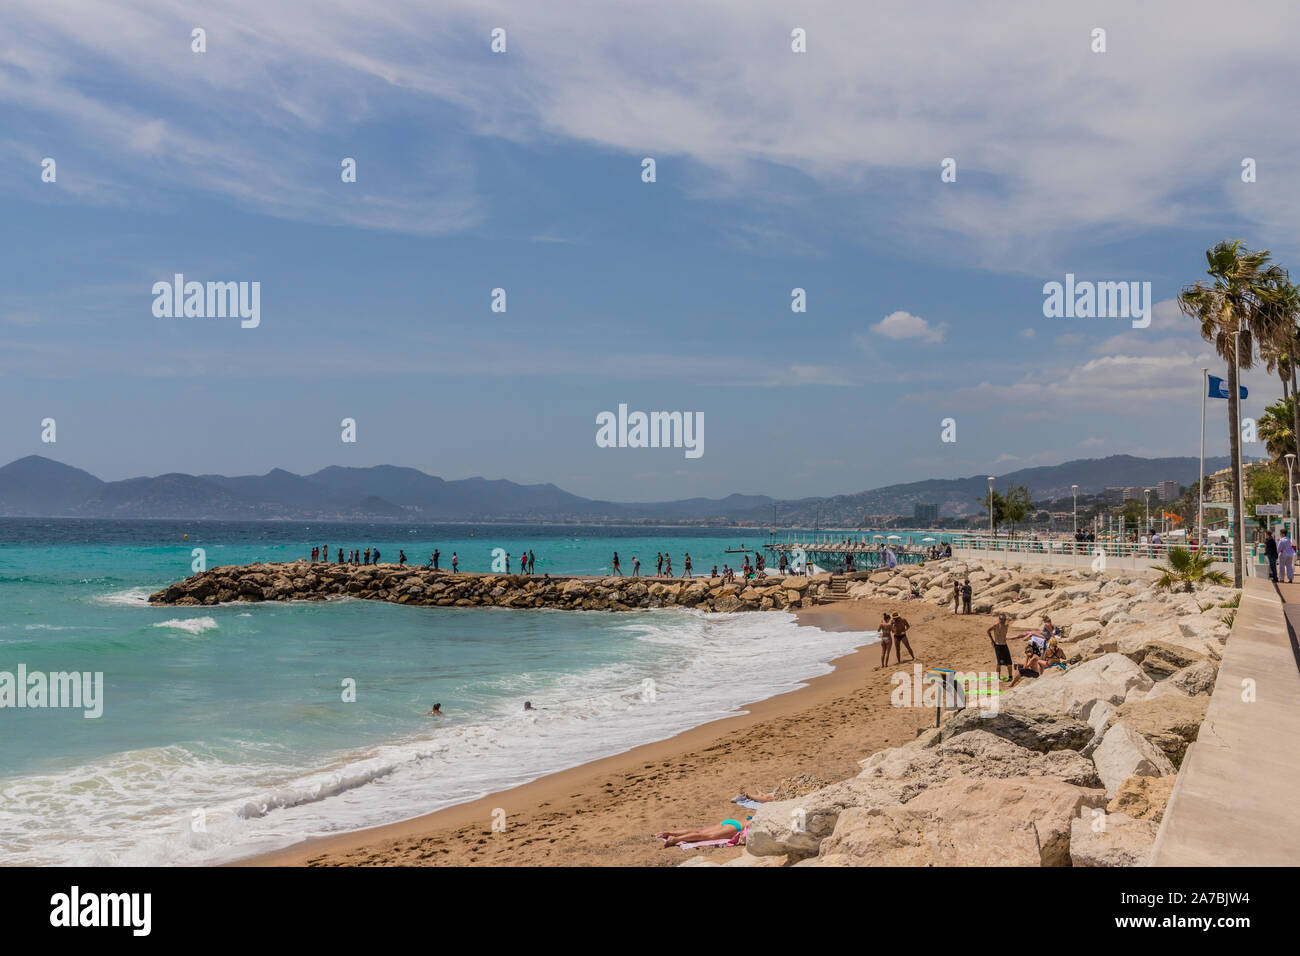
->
[[0, 520, 938, 865]]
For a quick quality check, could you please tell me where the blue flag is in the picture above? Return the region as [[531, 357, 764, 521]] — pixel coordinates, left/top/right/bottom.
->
[[1207, 374, 1247, 400]]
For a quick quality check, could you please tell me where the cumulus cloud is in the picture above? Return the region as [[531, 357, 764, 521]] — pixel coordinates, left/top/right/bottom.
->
[[868, 311, 946, 344]]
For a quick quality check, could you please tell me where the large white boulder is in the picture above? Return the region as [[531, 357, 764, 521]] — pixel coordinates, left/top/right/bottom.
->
[[1069, 811, 1160, 866], [1003, 653, 1153, 719], [1091, 721, 1176, 796]]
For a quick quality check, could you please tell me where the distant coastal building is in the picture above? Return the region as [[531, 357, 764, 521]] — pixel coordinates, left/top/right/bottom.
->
[[1207, 463, 1262, 503], [1124, 486, 1145, 501], [913, 503, 939, 523], [1103, 487, 1126, 503], [1157, 480, 1180, 502]]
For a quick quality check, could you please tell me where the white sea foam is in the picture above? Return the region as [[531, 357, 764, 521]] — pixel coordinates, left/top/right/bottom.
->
[[152, 617, 218, 635], [96, 587, 153, 607], [0, 611, 876, 866]]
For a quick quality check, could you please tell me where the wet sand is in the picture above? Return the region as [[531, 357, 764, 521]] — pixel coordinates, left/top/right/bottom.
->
[[245, 599, 1003, 866]]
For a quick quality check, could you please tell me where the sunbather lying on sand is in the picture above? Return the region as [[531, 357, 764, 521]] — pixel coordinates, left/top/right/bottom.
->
[[657, 818, 750, 848]]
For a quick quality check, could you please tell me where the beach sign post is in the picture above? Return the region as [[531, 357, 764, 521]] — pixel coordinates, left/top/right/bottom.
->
[[926, 667, 958, 727]]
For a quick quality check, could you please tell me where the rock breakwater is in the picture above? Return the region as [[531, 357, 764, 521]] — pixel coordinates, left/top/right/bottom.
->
[[148, 561, 831, 612]]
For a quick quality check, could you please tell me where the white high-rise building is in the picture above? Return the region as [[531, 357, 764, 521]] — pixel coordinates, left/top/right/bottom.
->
[[1157, 480, 1180, 502]]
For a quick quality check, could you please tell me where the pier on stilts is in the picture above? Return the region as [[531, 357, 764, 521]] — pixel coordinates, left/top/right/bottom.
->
[[760, 534, 931, 574]]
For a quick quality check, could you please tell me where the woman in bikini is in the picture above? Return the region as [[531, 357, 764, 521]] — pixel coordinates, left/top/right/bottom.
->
[[657, 817, 751, 848], [878, 612, 894, 668]]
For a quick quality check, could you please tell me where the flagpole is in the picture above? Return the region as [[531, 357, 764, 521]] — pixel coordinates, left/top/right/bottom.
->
[[1199, 367, 1207, 550]]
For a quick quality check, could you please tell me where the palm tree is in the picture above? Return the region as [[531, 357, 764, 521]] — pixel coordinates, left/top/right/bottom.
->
[[1258, 396, 1297, 460], [1154, 546, 1231, 592], [1258, 279, 1300, 465], [1179, 240, 1286, 586]]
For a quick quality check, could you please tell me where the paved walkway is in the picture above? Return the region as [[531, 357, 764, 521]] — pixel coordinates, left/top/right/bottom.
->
[[1151, 576, 1300, 865]]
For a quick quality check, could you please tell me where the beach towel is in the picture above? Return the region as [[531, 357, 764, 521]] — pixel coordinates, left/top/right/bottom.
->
[[732, 797, 763, 811]]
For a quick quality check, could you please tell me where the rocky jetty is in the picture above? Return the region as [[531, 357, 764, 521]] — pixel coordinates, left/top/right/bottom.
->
[[685, 557, 1234, 868], [148, 561, 830, 612]]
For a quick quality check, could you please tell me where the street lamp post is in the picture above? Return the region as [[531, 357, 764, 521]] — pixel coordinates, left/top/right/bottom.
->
[[1071, 484, 1078, 539], [1144, 488, 1150, 541], [1287, 454, 1296, 538], [987, 477, 995, 546]]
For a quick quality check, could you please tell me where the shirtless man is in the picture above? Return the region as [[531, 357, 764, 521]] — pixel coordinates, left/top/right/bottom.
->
[[987, 612, 1013, 681], [878, 612, 894, 668], [890, 612, 914, 664], [952, 581, 961, 614]]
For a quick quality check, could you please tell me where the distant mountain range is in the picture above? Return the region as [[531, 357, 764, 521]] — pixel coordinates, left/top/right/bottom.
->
[[0, 456, 774, 522], [0, 454, 1236, 524]]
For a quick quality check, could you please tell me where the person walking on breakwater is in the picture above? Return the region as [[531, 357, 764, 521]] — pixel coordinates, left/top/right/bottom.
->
[[433, 549, 440, 570], [632, 556, 640, 576], [1280, 531, 1296, 584], [890, 612, 915, 665], [373, 548, 381, 564], [961, 579, 972, 614], [528, 551, 535, 573], [684, 553, 693, 577], [878, 613, 895, 669], [665, 554, 673, 576], [364, 547, 371, 565], [398, 550, 407, 566], [452, 552, 459, 572], [988, 613, 1013, 682], [612, 552, 622, 575], [656, 553, 664, 576]]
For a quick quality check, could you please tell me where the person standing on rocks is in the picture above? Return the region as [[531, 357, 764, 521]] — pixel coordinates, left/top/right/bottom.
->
[[337, 548, 344, 564], [656, 553, 664, 576], [684, 553, 693, 578], [890, 612, 914, 664], [961, 579, 972, 614], [988, 613, 1013, 682], [373, 548, 381, 564], [528, 551, 535, 573], [665, 554, 673, 576], [433, 549, 440, 570], [452, 552, 458, 572], [632, 556, 640, 576]]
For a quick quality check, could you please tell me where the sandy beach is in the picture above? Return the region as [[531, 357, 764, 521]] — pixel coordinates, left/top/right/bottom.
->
[[247, 599, 1007, 866]]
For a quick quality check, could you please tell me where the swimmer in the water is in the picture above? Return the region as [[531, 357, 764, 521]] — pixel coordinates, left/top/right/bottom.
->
[[524, 701, 535, 711], [426, 702, 442, 716]]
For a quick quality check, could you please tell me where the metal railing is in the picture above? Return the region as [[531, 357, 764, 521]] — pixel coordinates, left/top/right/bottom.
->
[[948, 533, 1239, 563]]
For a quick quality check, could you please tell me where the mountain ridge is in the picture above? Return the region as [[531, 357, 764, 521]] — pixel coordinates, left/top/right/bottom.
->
[[0, 454, 1235, 523]]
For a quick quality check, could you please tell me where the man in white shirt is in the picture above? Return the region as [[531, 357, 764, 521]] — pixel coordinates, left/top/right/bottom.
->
[[1279, 532, 1296, 584]]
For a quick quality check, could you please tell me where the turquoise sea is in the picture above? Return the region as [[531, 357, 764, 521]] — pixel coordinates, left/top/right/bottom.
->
[[0, 520, 946, 865]]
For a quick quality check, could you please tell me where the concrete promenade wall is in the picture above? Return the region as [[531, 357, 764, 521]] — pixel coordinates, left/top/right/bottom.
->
[[1150, 576, 1300, 865]]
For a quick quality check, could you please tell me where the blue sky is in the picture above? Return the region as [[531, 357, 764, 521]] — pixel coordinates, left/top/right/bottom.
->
[[3, 1, 1300, 500]]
